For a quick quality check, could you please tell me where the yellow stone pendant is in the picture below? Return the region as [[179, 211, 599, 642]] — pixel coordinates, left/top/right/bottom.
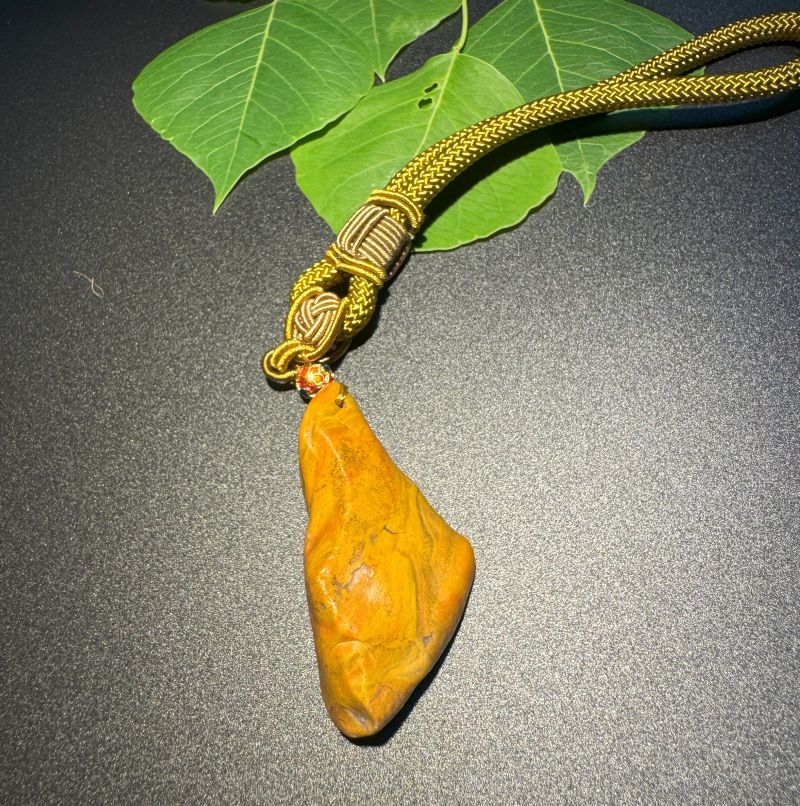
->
[[299, 380, 475, 738]]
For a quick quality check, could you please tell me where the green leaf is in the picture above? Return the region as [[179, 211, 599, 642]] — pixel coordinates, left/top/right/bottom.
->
[[132, 0, 462, 209], [292, 51, 561, 251], [315, 0, 461, 80], [132, 1, 374, 210], [465, 0, 693, 200]]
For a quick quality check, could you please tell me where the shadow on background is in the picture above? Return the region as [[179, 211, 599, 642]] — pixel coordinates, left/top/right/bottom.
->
[[549, 86, 800, 142]]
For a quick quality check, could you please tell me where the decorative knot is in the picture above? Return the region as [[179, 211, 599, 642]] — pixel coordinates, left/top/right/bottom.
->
[[292, 290, 342, 345], [328, 189, 424, 283], [262, 188, 425, 383]]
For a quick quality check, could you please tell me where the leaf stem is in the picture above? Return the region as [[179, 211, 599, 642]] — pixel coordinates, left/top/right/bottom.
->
[[455, 0, 469, 53]]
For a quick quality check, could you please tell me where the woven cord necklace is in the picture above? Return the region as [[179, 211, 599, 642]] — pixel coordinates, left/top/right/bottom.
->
[[262, 12, 800, 738]]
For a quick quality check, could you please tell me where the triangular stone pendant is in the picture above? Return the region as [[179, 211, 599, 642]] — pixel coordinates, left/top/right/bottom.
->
[[299, 382, 475, 738]]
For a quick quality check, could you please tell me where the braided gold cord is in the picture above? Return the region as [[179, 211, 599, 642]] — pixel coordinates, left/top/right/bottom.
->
[[389, 12, 800, 206], [263, 11, 800, 383]]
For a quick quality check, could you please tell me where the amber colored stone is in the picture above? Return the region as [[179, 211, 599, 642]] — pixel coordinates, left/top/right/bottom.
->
[[299, 382, 475, 738]]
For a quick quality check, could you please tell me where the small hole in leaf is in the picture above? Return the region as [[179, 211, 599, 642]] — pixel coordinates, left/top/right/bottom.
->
[[417, 97, 433, 109], [423, 82, 438, 93]]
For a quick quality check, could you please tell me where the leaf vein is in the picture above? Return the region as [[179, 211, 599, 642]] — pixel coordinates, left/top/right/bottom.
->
[[222, 2, 277, 191]]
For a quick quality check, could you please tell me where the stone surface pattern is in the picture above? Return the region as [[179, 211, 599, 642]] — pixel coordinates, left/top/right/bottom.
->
[[300, 382, 475, 737]]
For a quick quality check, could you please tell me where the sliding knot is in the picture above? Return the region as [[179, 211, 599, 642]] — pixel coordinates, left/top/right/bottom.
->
[[262, 188, 425, 383], [335, 189, 424, 282], [325, 243, 385, 286], [368, 189, 425, 232]]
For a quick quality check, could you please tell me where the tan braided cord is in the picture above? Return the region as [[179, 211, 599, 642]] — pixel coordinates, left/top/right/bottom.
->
[[263, 11, 800, 383]]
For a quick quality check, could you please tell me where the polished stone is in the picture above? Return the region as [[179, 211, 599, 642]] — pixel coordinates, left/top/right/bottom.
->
[[299, 382, 475, 738]]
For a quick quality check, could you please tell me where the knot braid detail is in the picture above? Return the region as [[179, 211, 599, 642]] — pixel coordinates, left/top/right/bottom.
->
[[262, 190, 423, 381], [263, 11, 800, 383]]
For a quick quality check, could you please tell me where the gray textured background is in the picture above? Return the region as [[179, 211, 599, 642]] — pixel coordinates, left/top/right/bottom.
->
[[2, 0, 799, 802]]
